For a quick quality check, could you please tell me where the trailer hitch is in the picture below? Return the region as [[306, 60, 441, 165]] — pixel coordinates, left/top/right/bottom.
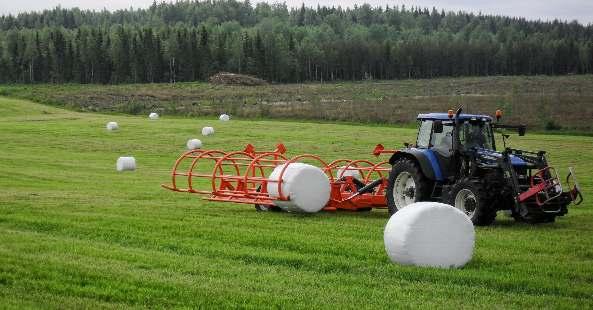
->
[[344, 178, 384, 201]]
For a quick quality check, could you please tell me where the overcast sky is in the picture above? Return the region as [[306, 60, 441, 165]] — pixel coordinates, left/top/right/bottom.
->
[[1, 0, 592, 25]]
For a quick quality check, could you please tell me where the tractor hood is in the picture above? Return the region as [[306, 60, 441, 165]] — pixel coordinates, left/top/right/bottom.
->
[[475, 148, 527, 167]]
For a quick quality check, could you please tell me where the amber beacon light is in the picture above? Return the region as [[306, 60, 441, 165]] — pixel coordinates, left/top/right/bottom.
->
[[495, 109, 503, 121]]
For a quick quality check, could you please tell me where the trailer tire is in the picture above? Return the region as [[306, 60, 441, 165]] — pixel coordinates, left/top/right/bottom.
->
[[254, 186, 282, 212], [255, 204, 283, 212], [446, 179, 496, 226], [386, 158, 432, 216]]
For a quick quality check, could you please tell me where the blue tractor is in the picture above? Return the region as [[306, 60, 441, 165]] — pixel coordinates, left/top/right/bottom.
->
[[385, 108, 582, 225]]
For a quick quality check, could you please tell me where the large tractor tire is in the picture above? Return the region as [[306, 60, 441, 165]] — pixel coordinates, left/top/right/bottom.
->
[[446, 178, 496, 226], [385, 158, 432, 216]]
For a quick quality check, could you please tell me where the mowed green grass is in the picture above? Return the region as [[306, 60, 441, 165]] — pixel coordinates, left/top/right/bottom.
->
[[0, 97, 592, 308]]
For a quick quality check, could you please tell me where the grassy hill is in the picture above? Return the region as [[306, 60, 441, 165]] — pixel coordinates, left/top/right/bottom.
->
[[1, 75, 593, 132], [0, 97, 592, 308]]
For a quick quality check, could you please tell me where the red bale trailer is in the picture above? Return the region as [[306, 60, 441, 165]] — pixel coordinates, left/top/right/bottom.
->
[[161, 143, 395, 212]]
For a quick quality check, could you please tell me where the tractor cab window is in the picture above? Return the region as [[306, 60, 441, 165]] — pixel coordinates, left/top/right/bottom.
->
[[459, 121, 495, 150], [416, 120, 432, 148], [430, 122, 454, 154]]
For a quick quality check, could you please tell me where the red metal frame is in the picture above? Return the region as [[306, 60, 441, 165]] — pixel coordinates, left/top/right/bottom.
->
[[161, 143, 393, 211], [517, 167, 563, 206]]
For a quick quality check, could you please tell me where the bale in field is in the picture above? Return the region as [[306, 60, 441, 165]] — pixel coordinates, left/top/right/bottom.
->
[[384, 202, 475, 268], [219, 114, 230, 121], [186, 138, 202, 150], [116, 156, 136, 172], [149, 112, 159, 120], [201, 126, 215, 136], [209, 72, 267, 86], [106, 121, 119, 131]]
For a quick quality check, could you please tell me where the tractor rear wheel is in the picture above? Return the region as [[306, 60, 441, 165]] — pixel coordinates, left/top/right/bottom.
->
[[447, 179, 496, 226], [386, 158, 432, 216]]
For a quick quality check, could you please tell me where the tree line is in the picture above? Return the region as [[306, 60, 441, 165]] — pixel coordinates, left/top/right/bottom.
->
[[0, 0, 592, 84]]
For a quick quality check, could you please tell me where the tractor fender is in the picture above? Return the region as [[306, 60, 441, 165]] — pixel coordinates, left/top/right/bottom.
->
[[388, 149, 439, 181]]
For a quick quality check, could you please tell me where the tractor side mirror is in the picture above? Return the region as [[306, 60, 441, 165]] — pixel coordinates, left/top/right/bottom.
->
[[433, 121, 443, 134]]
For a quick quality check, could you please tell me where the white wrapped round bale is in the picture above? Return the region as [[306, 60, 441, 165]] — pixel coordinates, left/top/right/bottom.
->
[[219, 114, 230, 121], [267, 163, 330, 213], [384, 202, 475, 268], [201, 126, 215, 136], [116, 156, 136, 172], [106, 121, 119, 131], [186, 138, 203, 150], [336, 166, 362, 179], [149, 112, 159, 120]]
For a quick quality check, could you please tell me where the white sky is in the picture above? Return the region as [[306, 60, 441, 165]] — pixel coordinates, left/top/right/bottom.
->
[[1, 0, 592, 25]]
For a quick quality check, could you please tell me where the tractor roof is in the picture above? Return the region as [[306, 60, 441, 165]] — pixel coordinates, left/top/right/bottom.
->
[[417, 113, 493, 122]]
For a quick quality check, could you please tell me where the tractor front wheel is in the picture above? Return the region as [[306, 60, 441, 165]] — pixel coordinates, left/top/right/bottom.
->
[[447, 179, 496, 226], [386, 158, 431, 216]]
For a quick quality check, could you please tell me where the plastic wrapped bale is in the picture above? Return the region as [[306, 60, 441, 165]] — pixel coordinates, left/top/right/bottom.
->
[[336, 166, 362, 180], [186, 138, 203, 150], [106, 121, 119, 131], [149, 112, 159, 120], [384, 202, 475, 268], [219, 114, 230, 121], [201, 126, 215, 136], [116, 156, 136, 172], [267, 163, 330, 213]]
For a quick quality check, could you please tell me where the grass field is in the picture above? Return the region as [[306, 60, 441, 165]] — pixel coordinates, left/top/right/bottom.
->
[[1, 96, 592, 308], [2, 75, 593, 132]]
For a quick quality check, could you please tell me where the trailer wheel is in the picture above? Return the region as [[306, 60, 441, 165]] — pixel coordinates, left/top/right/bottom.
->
[[447, 179, 496, 226], [255, 204, 282, 212], [254, 186, 282, 212], [386, 158, 431, 216]]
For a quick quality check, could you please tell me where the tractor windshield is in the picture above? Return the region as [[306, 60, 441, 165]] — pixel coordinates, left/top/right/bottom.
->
[[459, 121, 495, 150]]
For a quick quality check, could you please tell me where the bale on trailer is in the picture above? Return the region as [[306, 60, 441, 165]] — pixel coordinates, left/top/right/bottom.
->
[[337, 166, 362, 179], [267, 163, 330, 213]]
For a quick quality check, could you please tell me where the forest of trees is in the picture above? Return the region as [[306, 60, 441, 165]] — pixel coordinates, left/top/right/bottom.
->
[[0, 0, 592, 84]]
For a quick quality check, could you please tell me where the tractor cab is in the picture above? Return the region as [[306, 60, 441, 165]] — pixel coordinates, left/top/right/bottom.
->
[[413, 112, 500, 180], [416, 112, 495, 152]]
